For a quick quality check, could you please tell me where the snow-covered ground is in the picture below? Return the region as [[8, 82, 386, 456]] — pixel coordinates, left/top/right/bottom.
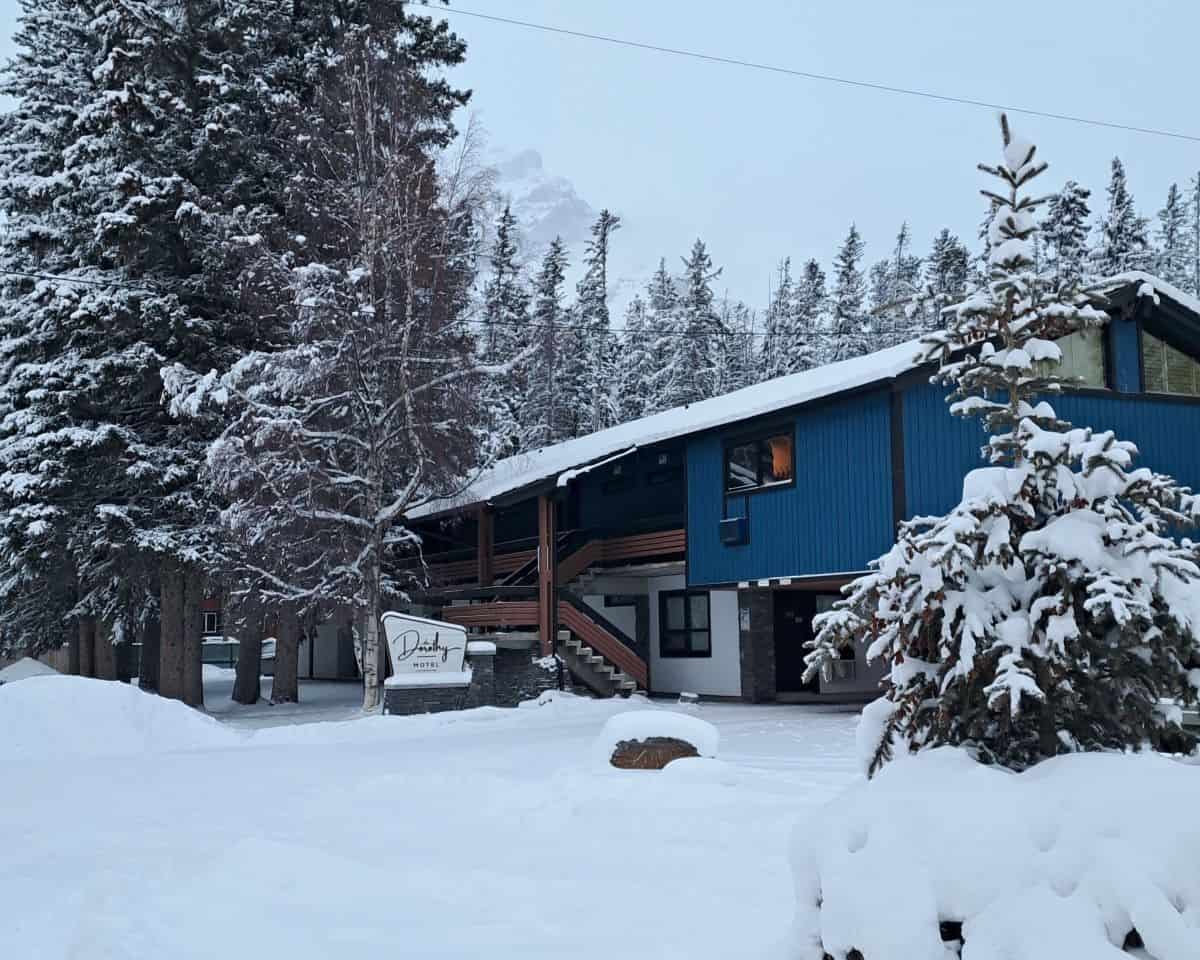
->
[[0, 672, 859, 959]]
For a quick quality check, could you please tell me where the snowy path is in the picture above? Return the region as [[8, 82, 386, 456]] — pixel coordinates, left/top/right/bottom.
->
[[1, 678, 860, 960]]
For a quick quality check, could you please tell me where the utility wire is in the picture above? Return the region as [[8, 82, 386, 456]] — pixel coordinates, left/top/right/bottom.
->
[[439, 6, 1200, 144]]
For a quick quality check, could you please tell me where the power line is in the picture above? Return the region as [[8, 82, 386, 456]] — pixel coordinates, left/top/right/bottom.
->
[[440, 6, 1200, 144]]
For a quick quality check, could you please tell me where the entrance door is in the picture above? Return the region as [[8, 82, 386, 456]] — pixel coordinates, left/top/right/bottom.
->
[[774, 591, 818, 693]]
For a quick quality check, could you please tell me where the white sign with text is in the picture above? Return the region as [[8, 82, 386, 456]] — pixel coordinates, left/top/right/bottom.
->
[[382, 611, 468, 676]]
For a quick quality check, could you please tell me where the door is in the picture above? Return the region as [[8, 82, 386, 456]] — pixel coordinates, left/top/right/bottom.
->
[[774, 591, 818, 693]]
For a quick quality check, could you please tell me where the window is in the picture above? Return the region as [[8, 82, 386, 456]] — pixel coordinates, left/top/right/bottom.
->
[[1142, 329, 1200, 397], [601, 462, 633, 494], [1052, 329, 1106, 387], [659, 590, 711, 658], [202, 610, 222, 637], [724, 431, 794, 493]]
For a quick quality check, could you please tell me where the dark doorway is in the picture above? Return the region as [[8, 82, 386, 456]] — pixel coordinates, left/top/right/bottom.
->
[[774, 590, 819, 693]]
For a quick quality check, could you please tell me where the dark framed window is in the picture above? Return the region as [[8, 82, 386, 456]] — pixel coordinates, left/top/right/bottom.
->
[[202, 610, 222, 637], [659, 590, 711, 658], [724, 430, 795, 493], [601, 462, 633, 494]]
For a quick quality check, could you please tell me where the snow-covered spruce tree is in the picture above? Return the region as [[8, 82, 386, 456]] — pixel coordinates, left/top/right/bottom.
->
[[762, 258, 796, 381], [1190, 172, 1200, 296], [828, 224, 870, 361], [1156, 183, 1191, 291], [525, 237, 570, 445], [1042, 180, 1092, 287], [478, 203, 532, 458], [661, 239, 723, 407], [716, 297, 756, 395], [869, 223, 923, 347], [1094, 156, 1150, 276], [571, 210, 621, 436], [615, 295, 655, 422], [794, 258, 829, 368], [172, 2, 484, 711], [807, 115, 1200, 774], [643, 258, 680, 414]]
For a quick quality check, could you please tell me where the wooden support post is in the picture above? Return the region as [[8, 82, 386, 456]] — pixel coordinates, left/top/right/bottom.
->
[[477, 505, 494, 587], [537, 494, 558, 657]]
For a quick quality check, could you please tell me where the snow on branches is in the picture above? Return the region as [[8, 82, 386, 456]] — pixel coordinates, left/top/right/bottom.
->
[[807, 115, 1200, 774]]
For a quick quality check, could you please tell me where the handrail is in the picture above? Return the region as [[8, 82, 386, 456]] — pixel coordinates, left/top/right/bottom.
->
[[557, 595, 648, 688]]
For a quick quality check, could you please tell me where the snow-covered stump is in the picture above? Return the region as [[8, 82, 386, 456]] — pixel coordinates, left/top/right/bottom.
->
[[594, 710, 720, 770], [791, 749, 1200, 960]]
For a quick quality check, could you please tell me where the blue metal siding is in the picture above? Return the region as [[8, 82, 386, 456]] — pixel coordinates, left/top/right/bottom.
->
[[1110, 314, 1142, 392], [902, 379, 1200, 519], [686, 390, 895, 586]]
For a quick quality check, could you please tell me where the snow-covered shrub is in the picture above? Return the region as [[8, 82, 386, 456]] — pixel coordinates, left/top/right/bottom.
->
[[807, 116, 1200, 774], [791, 749, 1200, 960]]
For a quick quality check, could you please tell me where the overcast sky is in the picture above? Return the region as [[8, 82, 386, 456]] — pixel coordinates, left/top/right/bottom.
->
[[1, 0, 1197, 307]]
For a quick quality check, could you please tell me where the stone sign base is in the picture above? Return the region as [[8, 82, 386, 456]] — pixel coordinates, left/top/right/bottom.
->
[[383, 635, 559, 716]]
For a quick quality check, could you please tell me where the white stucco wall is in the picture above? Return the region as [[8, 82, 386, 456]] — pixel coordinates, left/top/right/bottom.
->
[[647, 576, 741, 698], [581, 594, 638, 641]]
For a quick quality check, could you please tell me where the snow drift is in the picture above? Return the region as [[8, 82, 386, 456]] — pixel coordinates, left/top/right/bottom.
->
[[0, 657, 58, 684], [0, 675, 235, 759], [791, 747, 1200, 959]]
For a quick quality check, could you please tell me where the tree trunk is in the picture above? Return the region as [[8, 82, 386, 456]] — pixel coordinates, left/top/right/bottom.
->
[[181, 570, 204, 708], [271, 606, 300, 704], [78, 618, 95, 678], [159, 562, 185, 701], [93, 619, 116, 680], [361, 590, 381, 711], [231, 604, 262, 705], [139, 615, 160, 692], [67, 624, 80, 676]]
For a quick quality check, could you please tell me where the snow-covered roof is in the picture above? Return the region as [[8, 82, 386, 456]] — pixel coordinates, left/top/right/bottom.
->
[[411, 337, 926, 519], [411, 272, 1200, 522], [1093, 270, 1200, 319]]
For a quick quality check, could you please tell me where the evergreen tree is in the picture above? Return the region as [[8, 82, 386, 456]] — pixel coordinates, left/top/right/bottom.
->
[[808, 116, 1200, 775], [661, 240, 722, 407], [1190, 172, 1200, 296], [1042, 180, 1092, 286], [794, 258, 829, 368], [570, 209, 621, 436], [615, 295, 655, 422], [526, 238, 570, 444], [762, 258, 796, 381], [643, 258, 679, 415], [1156, 183, 1190, 290], [479, 204, 532, 458], [828, 224, 870, 361], [716, 297, 756, 395], [1095, 157, 1150, 276]]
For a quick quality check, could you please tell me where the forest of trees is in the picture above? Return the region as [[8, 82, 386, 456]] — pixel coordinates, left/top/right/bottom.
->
[[481, 155, 1200, 454]]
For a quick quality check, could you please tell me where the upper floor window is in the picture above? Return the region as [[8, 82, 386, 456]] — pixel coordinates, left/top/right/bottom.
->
[[1037, 329, 1106, 387], [1142, 329, 1200, 397], [725, 431, 794, 493], [202, 610, 222, 637]]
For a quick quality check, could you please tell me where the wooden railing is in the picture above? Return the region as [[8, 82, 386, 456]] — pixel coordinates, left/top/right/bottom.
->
[[557, 600, 648, 688], [439, 601, 539, 628], [434, 595, 649, 689], [425, 548, 536, 585], [557, 528, 686, 582]]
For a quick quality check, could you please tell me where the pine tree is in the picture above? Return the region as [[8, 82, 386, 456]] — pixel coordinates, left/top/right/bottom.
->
[[615, 295, 654, 422], [1042, 180, 1092, 287], [808, 116, 1200, 775], [1190, 172, 1200, 296], [1156, 183, 1190, 290], [794, 258, 829, 368], [526, 238, 570, 444], [828, 224, 870, 361], [479, 204, 532, 458], [1095, 157, 1150, 276], [661, 240, 723, 407], [570, 209, 621, 436], [716, 297, 756, 395], [643, 258, 679, 414], [762, 258, 796, 381]]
